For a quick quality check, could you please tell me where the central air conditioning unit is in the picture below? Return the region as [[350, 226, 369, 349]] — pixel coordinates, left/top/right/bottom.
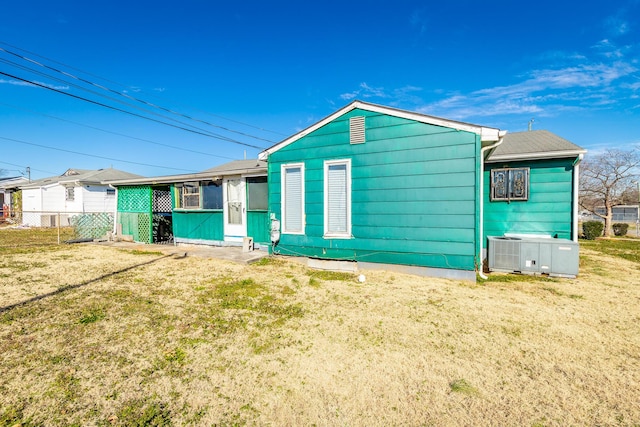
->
[[488, 236, 579, 278]]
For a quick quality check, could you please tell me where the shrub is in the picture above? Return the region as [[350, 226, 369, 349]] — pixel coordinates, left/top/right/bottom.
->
[[582, 221, 604, 240], [612, 223, 629, 236]]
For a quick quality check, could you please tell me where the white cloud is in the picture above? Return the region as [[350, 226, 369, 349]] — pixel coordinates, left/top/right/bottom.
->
[[604, 14, 630, 36], [410, 8, 427, 36], [359, 82, 388, 98], [417, 61, 637, 120], [335, 31, 639, 123], [0, 78, 69, 90], [339, 90, 358, 101], [339, 82, 423, 104]]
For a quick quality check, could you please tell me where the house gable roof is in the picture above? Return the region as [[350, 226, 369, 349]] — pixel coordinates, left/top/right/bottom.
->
[[201, 159, 267, 175], [0, 176, 29, 190], [259, 100, 505, 160], [20, 168, 142, 189], [487, 130, 586, 162], [104, 160, 267, 186]]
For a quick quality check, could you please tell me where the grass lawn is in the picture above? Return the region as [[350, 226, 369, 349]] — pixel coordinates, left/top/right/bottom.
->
[[1, 231, 639, 426]]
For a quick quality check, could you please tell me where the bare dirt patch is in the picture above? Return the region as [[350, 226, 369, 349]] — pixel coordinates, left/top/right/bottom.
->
[[1, 238, 639, 426]]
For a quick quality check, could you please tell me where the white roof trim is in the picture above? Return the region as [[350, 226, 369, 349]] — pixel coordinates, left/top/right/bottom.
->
[[259, 100, 503, 160], [104, 168, 267, 186], [487, 149, 587, 163]]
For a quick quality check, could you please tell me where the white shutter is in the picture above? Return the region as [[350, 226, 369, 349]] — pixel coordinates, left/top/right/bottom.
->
[[284, 166, 302, 232], [327, 164, 347, 233], [324, 160, 351, 237]]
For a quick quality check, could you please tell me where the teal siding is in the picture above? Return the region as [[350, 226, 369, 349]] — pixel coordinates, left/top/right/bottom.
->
[[247, 211, 270, 244], [116, 186, 153, 243], [172, 211, 268, 243], [172, 210, 224, 241], [483, 158, 576, 244], [268, 108, 481, 271], [170, 184, 270, 244]]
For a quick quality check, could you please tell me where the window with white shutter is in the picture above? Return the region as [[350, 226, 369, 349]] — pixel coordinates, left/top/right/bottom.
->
[[324, 159, 351, 238], [281, 163, 305, 234]]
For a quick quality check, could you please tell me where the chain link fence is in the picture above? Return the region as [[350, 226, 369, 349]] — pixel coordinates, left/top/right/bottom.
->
[[0, 211, 114, 246]]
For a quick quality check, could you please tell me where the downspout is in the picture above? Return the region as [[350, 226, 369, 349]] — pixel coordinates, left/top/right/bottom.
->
[[572, 154, 584, 242], [478, 131, 507, 280]]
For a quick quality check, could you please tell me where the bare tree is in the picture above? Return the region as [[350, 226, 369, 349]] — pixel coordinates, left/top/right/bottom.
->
[[579, 148, 640, 237]]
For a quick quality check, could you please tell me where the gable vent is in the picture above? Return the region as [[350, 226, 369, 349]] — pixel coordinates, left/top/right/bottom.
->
[[349, 116, 365, 144]]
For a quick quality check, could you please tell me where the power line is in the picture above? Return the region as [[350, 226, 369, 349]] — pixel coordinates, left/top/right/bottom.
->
[[0, 160, 55, 175], [0, 135, 198, 173], [1, 46, 275, 143], [1, 40, 286, 137], [0, 60, 267, 149], [0, 102, 238, 161], [0, 43, 284, 140], [0, 70, 266, 150]]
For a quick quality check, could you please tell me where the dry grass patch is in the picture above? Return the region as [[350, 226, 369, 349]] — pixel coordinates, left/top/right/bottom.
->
[[1, 236, 639, 426]]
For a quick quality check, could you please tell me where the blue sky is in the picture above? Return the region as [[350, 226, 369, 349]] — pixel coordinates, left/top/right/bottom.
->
[[1, 0, 639, 180]]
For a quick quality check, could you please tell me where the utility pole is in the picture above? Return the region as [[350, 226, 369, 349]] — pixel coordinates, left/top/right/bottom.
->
[[26, 166, 31, 181]]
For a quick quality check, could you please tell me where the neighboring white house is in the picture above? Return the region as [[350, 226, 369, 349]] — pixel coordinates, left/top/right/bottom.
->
[[0, 176, 29, 217], [20, 168, 142, 227]]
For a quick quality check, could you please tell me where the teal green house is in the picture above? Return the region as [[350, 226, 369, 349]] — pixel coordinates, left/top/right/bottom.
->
[[484, 130, 586, 245], [106, 160, 270, 248], [259, 101, 585, 280]]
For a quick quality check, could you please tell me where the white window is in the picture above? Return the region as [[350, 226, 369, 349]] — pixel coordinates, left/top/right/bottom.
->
[[324, 159, 351, 238], [65, 187, 75, 201], [281, 163, 305, 234], [175, 182, 201, 209]]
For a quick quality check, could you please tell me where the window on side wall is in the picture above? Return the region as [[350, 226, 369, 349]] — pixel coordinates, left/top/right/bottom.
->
[[65, 187, 75, 201], [281, 164, 304, 234], [176, 182, 201, 209], [490, 167, 529, 201], [202, 180, 223, 209], [247, 176, 268, 211], [324, 159, 351, 238]]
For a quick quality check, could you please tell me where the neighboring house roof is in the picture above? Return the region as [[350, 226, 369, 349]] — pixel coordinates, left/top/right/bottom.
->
[[20, 168, 143, 190], [487, 130, 586, 162], [259, 100, 506, 160], [104, 160, 267, 186], [0, 176, 29, 190]]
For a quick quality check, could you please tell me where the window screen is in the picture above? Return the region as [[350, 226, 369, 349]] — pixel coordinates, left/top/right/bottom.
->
[[202, 181, 223, 209], [247, 176, 268, 211]]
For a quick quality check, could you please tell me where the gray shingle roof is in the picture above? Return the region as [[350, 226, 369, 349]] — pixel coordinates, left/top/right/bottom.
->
[[104, 160, 267, 186], [201, 159, 267, 174], [20, 168, 142, 189], [487, 130, 586, 162]]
